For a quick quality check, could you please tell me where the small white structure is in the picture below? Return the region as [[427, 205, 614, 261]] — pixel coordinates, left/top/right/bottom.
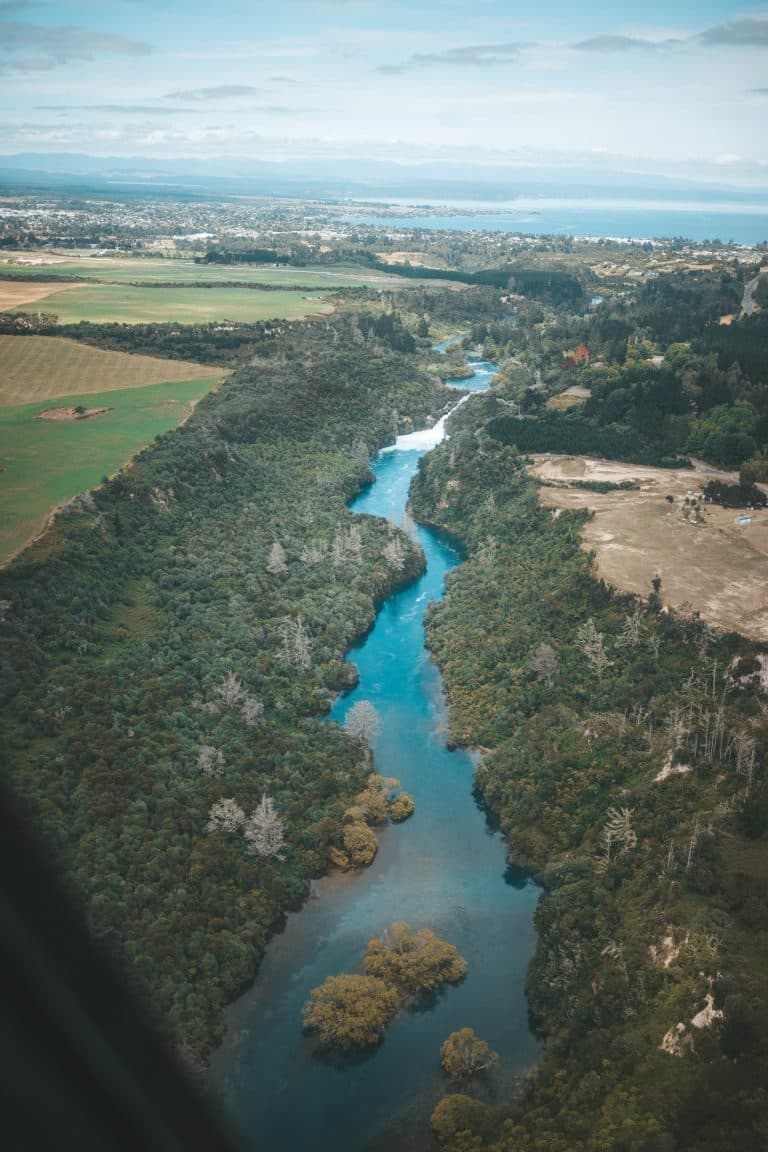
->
[[735, 515, 753, 526]]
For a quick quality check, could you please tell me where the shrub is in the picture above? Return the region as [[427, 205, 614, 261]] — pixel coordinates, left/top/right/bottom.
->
[[302, 974, 398, 1049], [364, 922, 467, 994]]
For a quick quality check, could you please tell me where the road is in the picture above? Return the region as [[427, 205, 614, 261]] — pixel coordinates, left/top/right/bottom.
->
[[741, 267, 767, 317]]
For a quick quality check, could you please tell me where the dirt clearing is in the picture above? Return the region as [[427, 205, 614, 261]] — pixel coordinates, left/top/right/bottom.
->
[[531, 455, 768, 641]]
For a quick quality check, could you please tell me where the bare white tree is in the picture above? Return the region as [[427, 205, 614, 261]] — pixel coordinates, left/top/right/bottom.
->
[[598, 805, 637, 871], [531, 642, 559, 682], [351, 438, 370, 464], [475, 536, 499, 574], [346, 524, 363, 559], [278, 617, 312, 670], [266, 542, 288, 577], [576, 619, 613, 679], [198, 744, 225, 776], [244, 793, 286, 859], [383, 535, 406, 572], [300, 542, 326, 567], [343, 700, 381, 745], [207, 798, 246, 834], [218, 672, 246, 709], [241, 696, 265, 728], [664, 707, 691, 754], [729, 728, 758, 796], [331, 532, 347, 569], [618, 604, 645, 648]]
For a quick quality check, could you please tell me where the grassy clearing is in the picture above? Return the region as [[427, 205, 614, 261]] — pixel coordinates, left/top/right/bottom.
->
[[0, 376, 220, 563], [20, 283, 333, 325], [0, 255, 416, 288], [532, 454, 768, 640], [0, 335, 218, 405], [546, 387, 592, 411]]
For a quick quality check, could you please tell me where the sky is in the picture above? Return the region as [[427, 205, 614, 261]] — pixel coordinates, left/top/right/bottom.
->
[[1, 0, 767, 188]]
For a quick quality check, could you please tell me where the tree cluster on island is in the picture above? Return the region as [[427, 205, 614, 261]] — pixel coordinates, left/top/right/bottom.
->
[[302, 923, 467, 1050]]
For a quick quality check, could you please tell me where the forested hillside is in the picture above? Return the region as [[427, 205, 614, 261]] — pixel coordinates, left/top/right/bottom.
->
[[463, 264, 768, 477], [0, 311, 452, 1062], [410, 396, 768, 1151]]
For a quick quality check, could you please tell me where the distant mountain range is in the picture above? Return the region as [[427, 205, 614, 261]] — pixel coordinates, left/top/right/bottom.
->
[[1, 152, 767, 205]]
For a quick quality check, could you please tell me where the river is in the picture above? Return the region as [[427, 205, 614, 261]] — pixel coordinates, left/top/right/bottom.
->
[[208, 351, 541, 1151]]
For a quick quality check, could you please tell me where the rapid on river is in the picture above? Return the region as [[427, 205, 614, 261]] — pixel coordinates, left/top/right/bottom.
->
[[209, 349, 541, 1152]]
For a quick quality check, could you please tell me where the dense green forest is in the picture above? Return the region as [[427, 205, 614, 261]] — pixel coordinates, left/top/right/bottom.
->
[[0, 311, 454, 1062], [3, 244, 767, 1145], [410, 393, 768, 1151], [459, 265, 768, 475]]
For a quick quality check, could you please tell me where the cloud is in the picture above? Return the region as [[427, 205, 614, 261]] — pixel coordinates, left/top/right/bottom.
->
[[573, 18, 768, 54], [36, 104, 190, 115], [572, 33, 678, 52], [698, 18, 768, 46], [166, 84, 262, 100], [378, 41, 532, 74], [752, 87, 768, 95], [0, 20, 150, 70]]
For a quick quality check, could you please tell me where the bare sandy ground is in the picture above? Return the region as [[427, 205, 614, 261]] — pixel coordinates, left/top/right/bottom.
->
[[530, 455, 768, 642], [38, 406, 112, 420], [0, 279, 80, 311], [375, 251, 434, 266]]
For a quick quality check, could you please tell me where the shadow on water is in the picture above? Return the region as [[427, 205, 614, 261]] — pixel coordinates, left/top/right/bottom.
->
[[311, 1042, 382, 1071], [208, 353, 542, 1152], [504, 862, 532, 890]]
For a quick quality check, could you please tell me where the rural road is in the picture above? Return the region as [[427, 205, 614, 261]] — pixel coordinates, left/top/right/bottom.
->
[[741, 268, 767, 317]]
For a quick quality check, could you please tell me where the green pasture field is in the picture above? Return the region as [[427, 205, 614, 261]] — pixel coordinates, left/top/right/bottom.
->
[[0, 375, 219, 563], [0, 255, 414, 288], [23, 283, 333, 324], [0, 334, 218, 406]]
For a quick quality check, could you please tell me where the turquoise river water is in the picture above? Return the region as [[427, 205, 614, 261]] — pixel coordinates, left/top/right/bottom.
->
[[209, 351, 541, 1151]]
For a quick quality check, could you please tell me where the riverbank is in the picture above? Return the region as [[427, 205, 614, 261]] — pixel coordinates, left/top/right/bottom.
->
[[0, 312, 459, 1067], [208, 355, 542, 1152], [409, 403, 768, 1151]]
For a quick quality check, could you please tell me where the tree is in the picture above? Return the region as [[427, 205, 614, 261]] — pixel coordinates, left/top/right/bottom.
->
[[198, 744, 224, 776], [364, 923, 467, 994], [302, 974, 398, 1049], [352, 783, 390, 825], [576, 618, 613, 679], [340, 821, 378, 868], [388, 793, 414, 822], [244, 793, 286, 859], [299, 541, 326, 567], [430, 1095, 500, 1147], [351, 438, 370, 463], [279, 617, 312, 670], [266, 541, 288, 576], [207, 798, 246, 834], [440, 1028, 499, 1080], [241, 696, 264, 728], [599, 805, 637, 871], [530, 641, 558, 681], [383, 535, 406, 572], [217, 671, 245, 708], [618, 604, 645, 648], [343, 700, 381, 745]]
